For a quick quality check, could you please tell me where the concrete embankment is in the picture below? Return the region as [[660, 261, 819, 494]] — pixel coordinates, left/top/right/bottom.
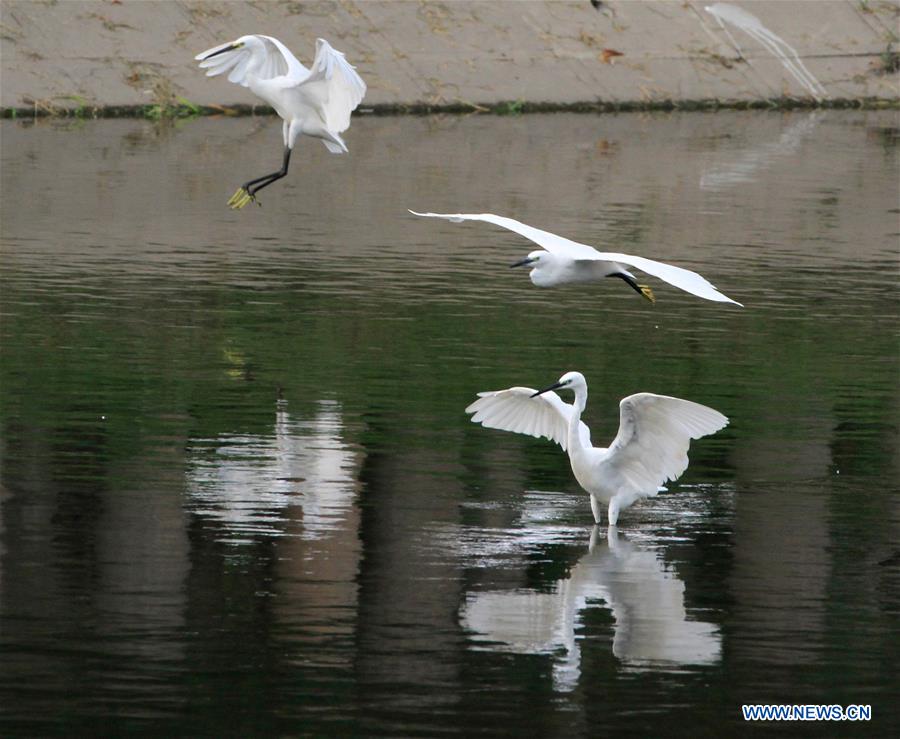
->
[[1, 0, 897, 116]]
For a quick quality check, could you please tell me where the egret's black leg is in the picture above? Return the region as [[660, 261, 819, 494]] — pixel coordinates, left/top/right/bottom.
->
[[246, 147, 292, 195], [242, 170, 281, 192], [228, 147, 293, 209], [610, 272, 655, 303]]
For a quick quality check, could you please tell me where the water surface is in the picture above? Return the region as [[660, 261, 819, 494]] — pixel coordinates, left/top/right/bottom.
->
[[1, 110, 898, 735]]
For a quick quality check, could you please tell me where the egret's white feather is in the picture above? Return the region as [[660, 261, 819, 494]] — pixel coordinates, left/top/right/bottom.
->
[[228, 54, 252, 85], [196, 34, 304, 88], [257, 35, 305, 81], [291, 38, 367, 134], [466, 372, 727, 524], [409, 211, 742, 305], [411, 211, 596, 259], [196, 34, 366, 206], [322, 138, 348, 154], [196, 34, 363, 140], [582, 253, 737, 304], [602, 393, 728, 494], [466, 387, 591, 452]]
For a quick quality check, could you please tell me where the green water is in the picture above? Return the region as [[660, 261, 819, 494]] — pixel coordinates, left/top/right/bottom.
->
[[1, 111, 898, 735]]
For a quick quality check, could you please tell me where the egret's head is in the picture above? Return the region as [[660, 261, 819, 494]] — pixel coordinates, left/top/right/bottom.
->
[[531, 371, 587, 398], [235, 35, 265, 50], [509, 250, 548, 270], [198, 36, 263, 62], [199, 39, 244, 61]]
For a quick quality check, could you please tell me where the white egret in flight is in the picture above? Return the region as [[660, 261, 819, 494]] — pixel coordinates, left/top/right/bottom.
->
[[410, 211, 742, 305], [466, 371, 728, 525], [196, 35, 366, 209]]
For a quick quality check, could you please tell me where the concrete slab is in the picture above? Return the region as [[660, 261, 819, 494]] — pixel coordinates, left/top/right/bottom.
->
[[1, 0, 897, 112]]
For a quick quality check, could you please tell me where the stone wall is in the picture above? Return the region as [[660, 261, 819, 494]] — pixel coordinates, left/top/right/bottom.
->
[[1, 0, 897, 112]]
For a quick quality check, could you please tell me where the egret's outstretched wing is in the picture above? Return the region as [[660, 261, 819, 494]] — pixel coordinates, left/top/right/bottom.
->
[[466, 387, 591, 452], [409, 211, 741, 305], [409, 211, 599, 260], [293, 38, 366, 133], [586, 253, 741, 305], [604, 393, 727, 493], [196, 35, 305, 87]]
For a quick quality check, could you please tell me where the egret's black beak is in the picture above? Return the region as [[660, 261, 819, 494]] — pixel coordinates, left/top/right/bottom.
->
[[531, 381, 565, 398], [510, 256, 536, 268], [201, 42, 241, 61]]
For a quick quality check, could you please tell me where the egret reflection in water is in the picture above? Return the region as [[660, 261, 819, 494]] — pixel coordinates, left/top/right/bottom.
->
[[700, 112, 821, 190], [461, 526, 721, 691], [186, 399, 359, 543]]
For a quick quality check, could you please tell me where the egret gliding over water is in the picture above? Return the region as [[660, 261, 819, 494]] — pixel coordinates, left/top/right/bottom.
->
[[466, 372, 728, 524], [196, 35, 366, 209], [411, 211, 742, 305]]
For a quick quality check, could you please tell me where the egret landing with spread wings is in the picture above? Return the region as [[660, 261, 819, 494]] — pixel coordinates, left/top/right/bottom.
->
[[196, 35, 366, 209], [411, 211, 742, 305], [466, 371, 728, 524]]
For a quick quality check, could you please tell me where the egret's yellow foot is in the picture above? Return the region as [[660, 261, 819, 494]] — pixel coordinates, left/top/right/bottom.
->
[[226, 187, 245, 207], [227, 188, 243, 208], [638, 284, 656, 303], [227, 187, 255, 210]]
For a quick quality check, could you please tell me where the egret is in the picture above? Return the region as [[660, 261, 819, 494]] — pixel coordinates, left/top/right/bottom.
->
[[466, 371, 728, 525], [410, 211, 742, 305], [196, 35, 366, 209]]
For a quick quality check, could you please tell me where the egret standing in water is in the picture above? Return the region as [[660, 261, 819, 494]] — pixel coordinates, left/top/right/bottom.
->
[[196, 35, 366, 209], [410, 211, 742, 305], [466, 371, 728, 524]]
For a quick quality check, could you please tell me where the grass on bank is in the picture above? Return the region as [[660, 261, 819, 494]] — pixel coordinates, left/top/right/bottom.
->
[[2, 96, 898, 120]]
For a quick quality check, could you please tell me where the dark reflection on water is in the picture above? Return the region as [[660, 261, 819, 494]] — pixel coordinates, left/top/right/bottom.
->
[[461, 523, 723, 691], [1, 111, 898, 734]]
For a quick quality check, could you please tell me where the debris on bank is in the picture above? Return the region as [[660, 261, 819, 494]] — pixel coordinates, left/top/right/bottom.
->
[[1, 0, 897, 118]]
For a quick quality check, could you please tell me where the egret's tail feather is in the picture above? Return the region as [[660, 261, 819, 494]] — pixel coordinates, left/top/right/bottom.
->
[[321, 132, 348, 154], [322, 140, 346, 154]]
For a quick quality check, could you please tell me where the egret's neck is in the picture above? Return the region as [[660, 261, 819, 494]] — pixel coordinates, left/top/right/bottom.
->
[[567, 387, 588, 452], [529, 252, 558, 287], [244, 48, 267, 84]]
